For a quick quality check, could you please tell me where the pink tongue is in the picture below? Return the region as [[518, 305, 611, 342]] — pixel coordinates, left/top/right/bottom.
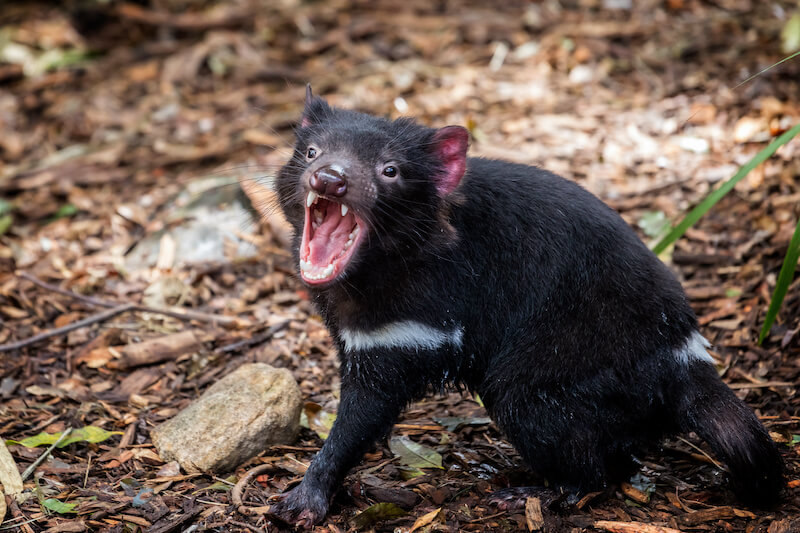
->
[[308, 204, 355, 266]]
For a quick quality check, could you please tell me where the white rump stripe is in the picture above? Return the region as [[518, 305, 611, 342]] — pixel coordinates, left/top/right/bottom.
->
[[674, 330, 713, 364], [340, 320, 463, 353]]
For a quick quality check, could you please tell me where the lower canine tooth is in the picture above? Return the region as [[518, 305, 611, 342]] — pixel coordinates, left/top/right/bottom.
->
[[341, 204, 349, 217]]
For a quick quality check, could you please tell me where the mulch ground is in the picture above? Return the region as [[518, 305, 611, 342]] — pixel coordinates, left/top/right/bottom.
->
[[0, 0, 799, 531]]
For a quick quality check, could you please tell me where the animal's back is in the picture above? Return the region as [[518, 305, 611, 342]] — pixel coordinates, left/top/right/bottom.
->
[[452, 157, 697, 372]]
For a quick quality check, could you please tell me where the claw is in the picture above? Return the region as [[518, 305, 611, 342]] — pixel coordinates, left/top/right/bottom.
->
[[266, 484, 329, 529]]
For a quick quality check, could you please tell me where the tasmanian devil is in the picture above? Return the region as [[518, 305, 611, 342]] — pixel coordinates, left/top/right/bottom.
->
[[269, 86, 784, 527]]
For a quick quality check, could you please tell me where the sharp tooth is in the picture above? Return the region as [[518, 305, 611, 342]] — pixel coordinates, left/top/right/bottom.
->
[[324, 265, 334, 276], [306, 191, 318, 207], [340, 204, 348, 217]]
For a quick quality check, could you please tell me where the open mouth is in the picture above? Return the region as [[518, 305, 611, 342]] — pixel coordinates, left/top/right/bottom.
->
[[299, 191, 364, 285]]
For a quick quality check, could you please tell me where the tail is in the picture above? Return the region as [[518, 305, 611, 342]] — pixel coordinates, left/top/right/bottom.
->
[[679, 361, 785, 506]]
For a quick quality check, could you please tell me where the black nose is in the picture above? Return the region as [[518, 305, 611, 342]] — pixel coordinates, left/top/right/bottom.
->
[[309, 166, 347, 197]]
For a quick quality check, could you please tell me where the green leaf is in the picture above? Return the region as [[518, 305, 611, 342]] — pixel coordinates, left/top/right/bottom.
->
[[52, 203, 78, 220], [790, 434, 800, 446], [0, 198, 12, 216], [759, 216, 800, 344], [398, 466, 426, 480], [0, 214, 11, 236], [299, 402, 336, 440], [724, 287, 742, 298], [782, 11, 800, 54], [193, 475, 237, 494], [389, 436, 443, 470], [653, 123, 800, 255], [7, 426, 123, 448], [352, 502, 406, 529], [42, 498, 77, 514], [637, 211, 669, 239], [473, 393, 484, 407]]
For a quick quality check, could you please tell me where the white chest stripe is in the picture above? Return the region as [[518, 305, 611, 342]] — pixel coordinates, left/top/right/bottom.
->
[[674, 330, 714, 364], [340, 321, 463, 353]]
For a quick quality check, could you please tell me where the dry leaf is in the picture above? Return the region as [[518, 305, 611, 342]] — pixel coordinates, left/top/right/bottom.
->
[[0, 439, 24, 498], [409, 507, 442, 533]]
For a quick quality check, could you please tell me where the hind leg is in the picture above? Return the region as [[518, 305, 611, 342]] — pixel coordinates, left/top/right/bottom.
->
[[486, 388, 638, 497]]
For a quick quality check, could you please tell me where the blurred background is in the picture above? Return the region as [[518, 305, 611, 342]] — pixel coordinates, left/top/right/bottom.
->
[[0, 0, 799, 531]]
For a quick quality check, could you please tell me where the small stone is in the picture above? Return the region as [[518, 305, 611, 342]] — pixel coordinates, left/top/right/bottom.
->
[[675, 136, 710, 154], [152, 363, 301, 473]]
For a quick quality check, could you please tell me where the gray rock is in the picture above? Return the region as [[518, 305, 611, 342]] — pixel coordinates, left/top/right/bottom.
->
[[152, 363, 301, 473]]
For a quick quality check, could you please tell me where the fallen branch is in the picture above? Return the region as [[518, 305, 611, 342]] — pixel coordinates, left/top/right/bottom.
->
[[728, 381, 794, 389], [214, 320, 290, 354], [19, 272, 114, 308], [21, 271, 244, 325], [1, 273, 250, 352], [0, 304, 136, 353]]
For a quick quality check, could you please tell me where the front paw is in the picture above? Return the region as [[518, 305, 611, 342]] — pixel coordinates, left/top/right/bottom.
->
[[268, 483, 329, 529]]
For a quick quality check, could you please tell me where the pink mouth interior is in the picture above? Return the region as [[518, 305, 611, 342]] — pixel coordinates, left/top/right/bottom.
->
[[300, 197, 361, 283]]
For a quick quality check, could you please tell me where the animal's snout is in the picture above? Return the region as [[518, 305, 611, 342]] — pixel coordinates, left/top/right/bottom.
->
[[310, 166, 347, 197]]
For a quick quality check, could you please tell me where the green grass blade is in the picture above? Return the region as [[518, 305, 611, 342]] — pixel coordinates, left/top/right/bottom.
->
[[759, 217, 800, 344], [653, 123, 800, 255], [732, 49, 800, 89]]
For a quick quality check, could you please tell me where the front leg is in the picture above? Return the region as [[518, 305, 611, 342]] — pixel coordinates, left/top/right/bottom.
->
[[269, 373, 404, 528]]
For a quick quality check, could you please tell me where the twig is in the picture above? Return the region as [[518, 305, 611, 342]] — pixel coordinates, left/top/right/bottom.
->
[[83, 453, 92, 489], [21, 271, 244, 325], [676, 437, 725, 471], [227, 520, 266, 533], [728, 381, 794, 389], [0, 515, 44, 531], [19, 272, 115, 308], [136, 305, 244, 326], [21, 428, 73, 481], [214, 320, 290, 354], [2, 273, 250, 352], [467, 512, 506, 523], [0, 305, 136, 353], [232, 464, 274, 514]]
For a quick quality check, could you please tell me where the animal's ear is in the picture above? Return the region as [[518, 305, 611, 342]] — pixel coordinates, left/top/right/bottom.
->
[[301, 84, 331, 128], [431, 126, 469, 196]]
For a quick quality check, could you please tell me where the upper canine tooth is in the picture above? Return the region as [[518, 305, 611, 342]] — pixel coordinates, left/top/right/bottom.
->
[[341, 204, 349, 217], [306, 191, 318, 207]]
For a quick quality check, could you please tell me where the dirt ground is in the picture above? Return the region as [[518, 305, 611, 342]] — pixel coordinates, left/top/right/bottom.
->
[[0, 0, 799, 531]]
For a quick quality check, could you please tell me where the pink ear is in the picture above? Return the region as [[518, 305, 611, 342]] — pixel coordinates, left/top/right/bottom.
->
[[432, 126, 469, 196]]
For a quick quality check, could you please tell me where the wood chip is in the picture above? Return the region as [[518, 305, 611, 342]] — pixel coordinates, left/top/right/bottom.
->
[[594, 521, 682, 533], [525, 497, 544, 531], [108, 331, 202, 370]]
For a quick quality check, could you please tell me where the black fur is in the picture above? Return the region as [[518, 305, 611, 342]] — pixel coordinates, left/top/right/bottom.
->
[[270, 95, 785, 526]]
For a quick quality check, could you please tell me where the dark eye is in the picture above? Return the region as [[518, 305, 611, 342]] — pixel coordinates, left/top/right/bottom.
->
[[382, 166, 397, 178], [306, 147, 317, 159]]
